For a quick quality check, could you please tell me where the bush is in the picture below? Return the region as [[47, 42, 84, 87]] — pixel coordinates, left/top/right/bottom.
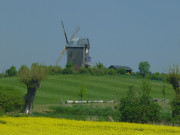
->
[[149, 72, 164, 80], [5, 65, 17, 77], [62, 63, 75, 74], [0, 85, 24, 113], [50, 105, 120, 121], [91, 62, 107, 76], [171, 99, 180, 124], [117, 68, 126, 75], [107, 69, 117, 75], [0, 73, 8, 78], [118, 82, 160, 123], [48, 65, 62, 75], [78, 67, 90, 74]]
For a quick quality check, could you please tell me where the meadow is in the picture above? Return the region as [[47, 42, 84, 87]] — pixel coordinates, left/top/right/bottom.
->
[[0, 74, 175, 122], [0, 116, 180, 135], [0, 74, 174, 105]]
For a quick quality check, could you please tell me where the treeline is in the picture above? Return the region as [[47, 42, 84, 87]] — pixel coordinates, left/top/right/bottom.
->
[[0, 62, 167, 81]]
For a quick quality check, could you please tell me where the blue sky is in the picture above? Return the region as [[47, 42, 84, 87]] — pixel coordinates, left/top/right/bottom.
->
[[0, 0, 180, 73]]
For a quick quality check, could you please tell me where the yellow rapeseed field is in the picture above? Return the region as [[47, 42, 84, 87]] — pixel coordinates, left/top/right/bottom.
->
[[0, 117, 179, 135]]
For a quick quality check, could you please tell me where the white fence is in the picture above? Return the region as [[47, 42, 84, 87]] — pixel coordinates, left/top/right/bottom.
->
[[66, 100, 115, 104]]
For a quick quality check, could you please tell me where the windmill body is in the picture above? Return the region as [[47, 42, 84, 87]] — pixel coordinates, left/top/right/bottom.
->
[[56, 21, 91, 68], [67, 38, 90, 67]]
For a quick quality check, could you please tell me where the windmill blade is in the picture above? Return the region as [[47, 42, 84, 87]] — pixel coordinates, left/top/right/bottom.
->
[[61, 20, 69, 44], [70, 25, 80, 40], [56, 46, 66, 64]]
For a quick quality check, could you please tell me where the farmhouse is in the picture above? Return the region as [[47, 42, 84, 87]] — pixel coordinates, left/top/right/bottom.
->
[[108, 65, 132, 74]]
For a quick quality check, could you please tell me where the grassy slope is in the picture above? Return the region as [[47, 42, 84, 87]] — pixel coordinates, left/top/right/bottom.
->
[[0, 75, 174, 105]]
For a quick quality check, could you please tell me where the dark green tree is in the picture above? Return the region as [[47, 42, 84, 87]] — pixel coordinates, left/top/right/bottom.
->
[[18, 63, 47, 114], [118, 80, 160, 123], [167, 65, 180, 123], [138, 61, 150, 78], [5, 65, 17, 77]]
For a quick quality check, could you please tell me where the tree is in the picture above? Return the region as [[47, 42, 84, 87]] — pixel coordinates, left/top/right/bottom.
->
[[138, 61, 150, 78], [5, 65, 17, 77], [118, 80, 160, 123], [78, 83, 87, 104], [167, 65, 180, 123], [18, 63, 47, 114]]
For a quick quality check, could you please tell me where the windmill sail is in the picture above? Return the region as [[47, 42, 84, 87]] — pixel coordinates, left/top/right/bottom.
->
[[56, 46, 66, 65], [61, 20, 68, 44], [70, 25, 80, 40]]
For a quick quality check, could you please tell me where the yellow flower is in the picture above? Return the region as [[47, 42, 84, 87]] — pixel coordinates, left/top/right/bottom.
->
[[0, 117, 179, 135]]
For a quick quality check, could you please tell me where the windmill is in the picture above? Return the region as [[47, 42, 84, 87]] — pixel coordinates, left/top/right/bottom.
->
[[56, 21, 91, 68]]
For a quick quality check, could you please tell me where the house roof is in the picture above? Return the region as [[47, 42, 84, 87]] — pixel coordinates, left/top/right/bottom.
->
[[109, 65, 132, 71]]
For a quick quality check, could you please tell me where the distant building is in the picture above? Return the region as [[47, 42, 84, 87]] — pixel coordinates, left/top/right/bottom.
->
[[108, 65, 132, 73]]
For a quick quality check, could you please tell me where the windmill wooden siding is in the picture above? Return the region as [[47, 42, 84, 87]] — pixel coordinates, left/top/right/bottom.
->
[[67, 47, 84, 67], [66, 39, 90, 67]]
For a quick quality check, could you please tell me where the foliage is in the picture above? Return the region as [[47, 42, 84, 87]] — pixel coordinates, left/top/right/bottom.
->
[[62, 63, 75, 74], [138, 61, 150, 78], [18, 63, 47, 86], [149, 72, 164, 80], [171, 99, 180, 124], [78, 83, 87, 102], [167, 65, 180, 122], [0, 73, 7, 78], [0, 85, 24, 113], [107, 69, 117, 75], [78, 67, 90, 74], [5, 65, 17, 77], [50, 105, 120, 121], [117, 68, 126, 75], [92, 62, 107, 76], [18, 63, 48, 114], [118, 81, 161, 123], [48, 65, 62, 75]]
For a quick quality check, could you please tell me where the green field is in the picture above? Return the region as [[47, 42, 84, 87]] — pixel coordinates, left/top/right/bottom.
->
[[0, 74, 175, 105]]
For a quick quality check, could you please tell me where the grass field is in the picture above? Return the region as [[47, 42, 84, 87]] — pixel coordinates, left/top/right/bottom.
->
[[0, 74, 177, 123], [0, 74, 175, 111], [0, 75, 174, 105]]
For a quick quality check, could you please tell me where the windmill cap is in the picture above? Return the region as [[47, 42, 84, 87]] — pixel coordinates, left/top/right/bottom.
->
[[69, 38, 89, 47]]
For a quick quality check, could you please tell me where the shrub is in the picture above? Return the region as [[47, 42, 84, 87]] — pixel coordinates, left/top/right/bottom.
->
[[107, 69, 117, 75], [167, 65, 180, 124], [0, 85, 24, 113], [48, 65, 62, 75], [0, 73, 8, 78], [78, 67, 90, 74], [149, 72, 164, 80], [118, 82, 160, 123], [91, 62, 107, 76], [117, 68, 126, 75], [5, 65, 17, 77], [171, 99, 180, 124], [50, 105, 120, 121], [62, 63, 75, 74]]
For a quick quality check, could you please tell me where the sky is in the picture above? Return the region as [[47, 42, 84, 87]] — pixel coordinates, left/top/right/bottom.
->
[[0, 0, 180, 73]]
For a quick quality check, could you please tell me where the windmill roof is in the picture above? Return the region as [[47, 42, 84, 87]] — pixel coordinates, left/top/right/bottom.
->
[[68, 38, 89, 47]]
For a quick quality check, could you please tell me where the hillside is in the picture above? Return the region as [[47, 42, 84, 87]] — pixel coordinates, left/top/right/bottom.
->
[[0, 75, 174, 105]]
